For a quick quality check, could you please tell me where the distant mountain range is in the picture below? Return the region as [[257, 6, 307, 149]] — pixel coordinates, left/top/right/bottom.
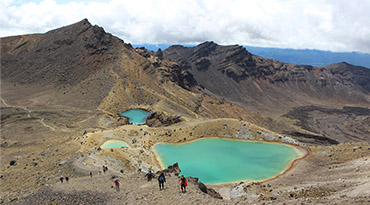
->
[[133, 44, 370, 69]]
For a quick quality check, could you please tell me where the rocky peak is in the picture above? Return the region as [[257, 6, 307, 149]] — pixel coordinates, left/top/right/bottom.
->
[[191, 41, 217, 59], [198, 41, 217, 47], [43, 18, 124, 54], [155, 48, 163, 60], [46, 18, 92, 36], [325, 62, 370, 93], [1, 19, 126, 88], [163, 41, 256, 82]]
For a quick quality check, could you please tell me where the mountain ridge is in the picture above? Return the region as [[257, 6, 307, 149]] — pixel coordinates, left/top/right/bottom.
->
[[133, 43, 370, 68], [163, 41, 370, 109]]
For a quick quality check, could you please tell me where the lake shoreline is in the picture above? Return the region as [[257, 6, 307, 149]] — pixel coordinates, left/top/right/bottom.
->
[[152, 136, 310, 185]]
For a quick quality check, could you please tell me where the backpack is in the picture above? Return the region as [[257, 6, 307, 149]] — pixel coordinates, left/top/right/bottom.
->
[[159, 175, 165, 182]]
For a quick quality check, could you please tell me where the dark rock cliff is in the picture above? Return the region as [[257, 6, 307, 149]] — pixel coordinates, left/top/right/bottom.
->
[[135, 47, 198, 91], [163, 42, 370, 108]]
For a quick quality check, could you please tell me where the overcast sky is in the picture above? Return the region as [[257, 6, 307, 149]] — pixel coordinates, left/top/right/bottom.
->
[[1, 0, 369, 53]]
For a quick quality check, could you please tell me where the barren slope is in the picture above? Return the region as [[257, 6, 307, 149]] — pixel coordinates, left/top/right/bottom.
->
[[163, 42, 370, 142], [1, 19, 202, 118]]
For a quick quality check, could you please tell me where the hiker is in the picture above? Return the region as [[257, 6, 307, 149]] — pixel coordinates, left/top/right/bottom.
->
[[145, 170, 155, 181], [60, 176, 64, 183], [102, 165, 106, 174], [90, 171, 93, 177], [158, 172, 166, 190], [179, 175, 187, 193], [112, 179, 120, 192], [65, 176, 69, 183]]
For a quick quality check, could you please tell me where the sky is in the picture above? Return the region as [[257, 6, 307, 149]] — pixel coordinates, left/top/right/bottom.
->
[[1, 0, 370, 53]]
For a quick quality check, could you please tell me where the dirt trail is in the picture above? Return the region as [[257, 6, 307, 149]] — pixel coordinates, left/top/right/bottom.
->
[[16, 171, 228, 205], [1, 97, 56, 131], [14, 152, 370, 205], [1, 98, 11, 107]]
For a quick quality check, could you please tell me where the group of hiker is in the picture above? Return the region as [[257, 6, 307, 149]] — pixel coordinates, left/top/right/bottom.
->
[[102, 165, 108, 173], [111, 170, 187, 193], [59, 176, 69, 183], [144, 170, 187, 192], [88, 165, 109, 178], [59, 166, 187, 193]]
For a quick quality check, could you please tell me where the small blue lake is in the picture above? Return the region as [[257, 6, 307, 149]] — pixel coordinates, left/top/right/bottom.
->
[[101, 140, 129, 149], [119, 109, 151, 125], [153, 137, 304, 184]]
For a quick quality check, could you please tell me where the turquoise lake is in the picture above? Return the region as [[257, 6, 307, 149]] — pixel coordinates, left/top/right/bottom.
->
[[119, 109, 151, 125], [101, 140, 129, 149], [153, 137, 303, 184]]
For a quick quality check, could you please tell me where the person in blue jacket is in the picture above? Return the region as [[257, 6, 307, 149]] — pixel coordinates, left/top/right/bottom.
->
[[158, 172, 166, 190], [145, 170, 155, 181]]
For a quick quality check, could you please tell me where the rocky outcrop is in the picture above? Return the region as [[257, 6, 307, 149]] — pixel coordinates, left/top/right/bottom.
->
[[197, 182, 223, 199], [164, 42, 256, 82], [146, 112, 182, 127], [135, 46, 198, 91], [157, 163, 222, 199], [157, 162, 181, 175], [183, 177, 223, 199], [160, 63, 198, 91]]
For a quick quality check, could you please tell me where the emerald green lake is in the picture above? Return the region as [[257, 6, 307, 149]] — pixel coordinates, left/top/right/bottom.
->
[[153, 137, 303, 184], [119, 109, 151, 125], [101, 140, 129, 149]]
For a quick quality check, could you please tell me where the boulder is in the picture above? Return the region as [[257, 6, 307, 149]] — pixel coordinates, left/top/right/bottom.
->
[[157, 162, 181, 176], [10, 160, 17, 166], [198, 182, 208, 193], [197, 182, 222, 199], [59, 160, 68, 166], [207, 188, 223, 199]]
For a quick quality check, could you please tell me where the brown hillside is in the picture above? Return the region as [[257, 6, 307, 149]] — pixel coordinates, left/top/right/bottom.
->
[[163, 42, 370, 110], [1, 19, 205, 118], [163, 42, 370, 142]]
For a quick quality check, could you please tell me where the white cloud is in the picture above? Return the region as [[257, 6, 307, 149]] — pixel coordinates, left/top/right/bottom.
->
[[1, 0, 369, 53]]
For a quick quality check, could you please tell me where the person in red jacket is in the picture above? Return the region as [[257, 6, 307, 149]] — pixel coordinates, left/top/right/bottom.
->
[[179, 175, 187, 193], [112, 179, 120, 192]]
